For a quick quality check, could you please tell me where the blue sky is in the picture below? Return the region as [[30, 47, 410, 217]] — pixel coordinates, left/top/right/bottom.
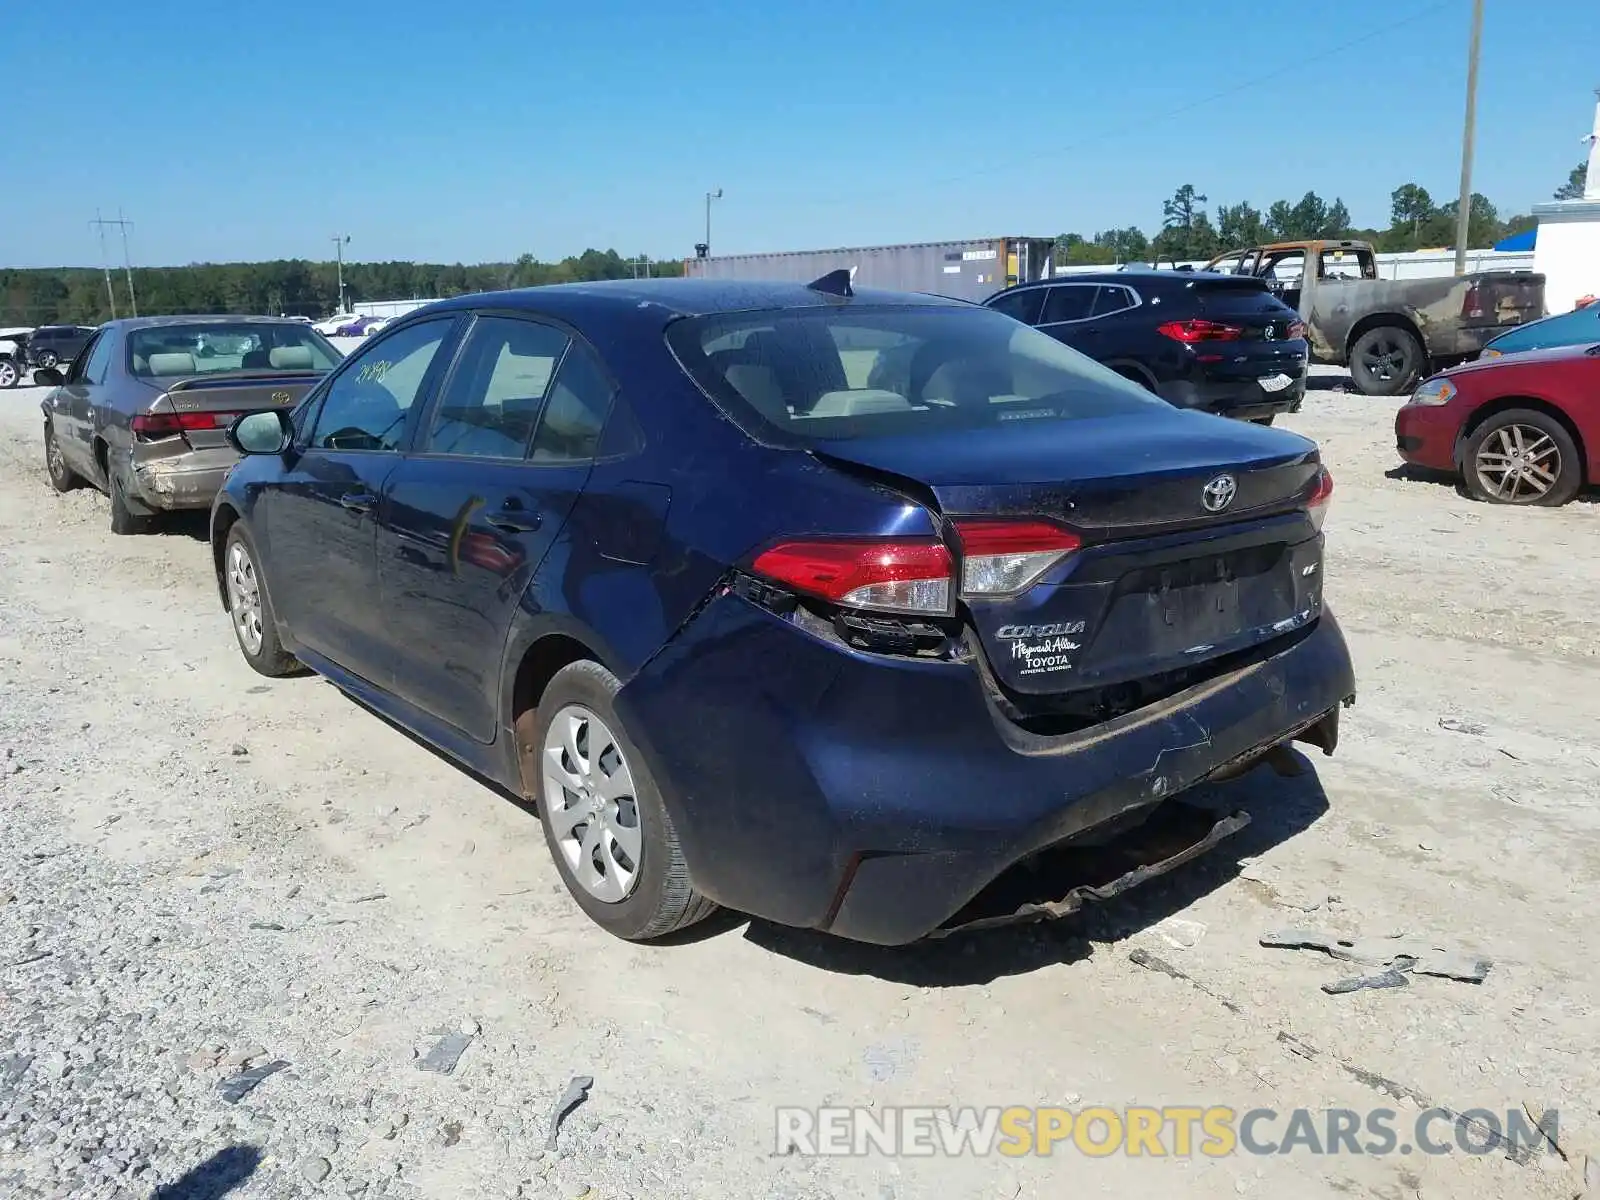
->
[[5, 0, 1595, 268]]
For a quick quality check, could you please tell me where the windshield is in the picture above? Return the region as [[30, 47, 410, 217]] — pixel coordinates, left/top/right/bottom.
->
[[666, 305, 1166, 445], [127, 322, 343, 378]]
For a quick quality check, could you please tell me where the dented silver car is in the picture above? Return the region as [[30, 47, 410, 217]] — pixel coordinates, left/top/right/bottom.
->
[[35, 316, 341, 533]]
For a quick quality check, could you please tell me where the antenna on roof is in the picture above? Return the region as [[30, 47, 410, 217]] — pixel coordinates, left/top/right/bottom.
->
[[806, 268, 854, 298]]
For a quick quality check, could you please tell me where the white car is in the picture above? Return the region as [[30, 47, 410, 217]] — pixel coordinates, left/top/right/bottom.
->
[[312, 313, 356, 335]]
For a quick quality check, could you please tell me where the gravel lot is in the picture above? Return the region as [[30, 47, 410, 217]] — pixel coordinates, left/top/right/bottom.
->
[[1, 370, 1596, 1200]]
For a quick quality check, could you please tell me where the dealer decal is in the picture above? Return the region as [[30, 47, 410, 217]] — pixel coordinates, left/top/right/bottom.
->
[[1011, 635, 1080, 676]]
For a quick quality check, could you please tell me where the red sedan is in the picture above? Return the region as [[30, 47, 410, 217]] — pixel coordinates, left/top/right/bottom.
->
[[1395, 342, 1600, 505]]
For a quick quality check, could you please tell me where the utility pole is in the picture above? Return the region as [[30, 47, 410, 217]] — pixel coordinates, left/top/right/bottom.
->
[[90, 210, 118, 320], [705, 189, 722, 257], [1453, 0, 1484, 276], [331, 234, 351, 313]]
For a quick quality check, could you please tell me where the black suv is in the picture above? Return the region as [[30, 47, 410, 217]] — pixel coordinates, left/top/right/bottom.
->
[[983, 270, 1308, 423], [22, 325, 96, 370]]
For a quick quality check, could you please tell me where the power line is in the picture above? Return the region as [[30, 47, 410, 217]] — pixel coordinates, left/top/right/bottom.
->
[[90, 211, 139, 317], [772, 0, 1458, 213]]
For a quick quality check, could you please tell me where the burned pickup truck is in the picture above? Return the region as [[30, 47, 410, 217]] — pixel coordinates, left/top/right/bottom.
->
[[1204, 240, 1545, 396]]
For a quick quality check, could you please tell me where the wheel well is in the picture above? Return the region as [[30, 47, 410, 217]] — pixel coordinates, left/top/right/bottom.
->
[[1109, 361, 1157, 391], [211, 503, 241, 610], [510, 634, 599, 796], [93, 436, 108, 474], [1460, 396, 1587, 483], [1345, 313, 1426, 362]]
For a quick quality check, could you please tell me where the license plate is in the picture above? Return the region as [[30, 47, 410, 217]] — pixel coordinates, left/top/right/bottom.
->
[[1259, 373, 1294, 393]]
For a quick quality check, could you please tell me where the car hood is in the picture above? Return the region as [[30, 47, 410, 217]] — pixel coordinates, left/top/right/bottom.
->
[[1458, 341, 1600, 373]]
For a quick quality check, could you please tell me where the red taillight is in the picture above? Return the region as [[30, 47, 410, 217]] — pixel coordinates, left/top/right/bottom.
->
[[1307, 467, 1333, 531], [1157, 319, 1244, 344], [1287, 320, 1306, 340], [751, 539, 953, 614], [955, 519, 1081, 596], [1461, 284, 1484, 320], [132, 411, 239, 435]]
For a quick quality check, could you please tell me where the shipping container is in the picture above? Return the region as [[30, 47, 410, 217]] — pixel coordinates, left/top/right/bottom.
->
[[682, 237, 1057, 303]]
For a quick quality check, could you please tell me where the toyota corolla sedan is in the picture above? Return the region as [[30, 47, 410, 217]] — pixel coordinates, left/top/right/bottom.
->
[[210, 277, 1354, 946], [36, 316, 343, 533]]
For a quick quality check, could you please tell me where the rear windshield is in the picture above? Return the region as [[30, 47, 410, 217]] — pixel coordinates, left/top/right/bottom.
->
[[127, 323, 342, 379], [666, 305, 1166, 445]]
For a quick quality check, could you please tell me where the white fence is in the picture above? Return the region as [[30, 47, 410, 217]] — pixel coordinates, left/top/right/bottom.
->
[[1054, 248, 1536, 281]]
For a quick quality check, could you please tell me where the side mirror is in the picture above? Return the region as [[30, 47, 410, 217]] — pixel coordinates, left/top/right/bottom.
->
[[228, 409, 293, 455], [33, 367, 65, 387]]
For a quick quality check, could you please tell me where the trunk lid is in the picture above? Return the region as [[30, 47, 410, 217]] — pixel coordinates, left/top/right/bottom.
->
[[1189, 276, 1304, 343], [140, 371, 322, 449], [812, 409, 1326, 704]]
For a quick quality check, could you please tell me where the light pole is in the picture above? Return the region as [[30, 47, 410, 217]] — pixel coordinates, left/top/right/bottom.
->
[[331, 234, 351, 312], [1453, 0, 1483, 276], [705, 189, 723, 257]]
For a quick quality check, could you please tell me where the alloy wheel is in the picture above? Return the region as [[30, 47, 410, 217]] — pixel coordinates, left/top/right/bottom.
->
[[1474, 423, 1560, 502], [225, 541, 265, 655], [541, 706, 643, 904], [1358, 334, 1407, 381], [45, 425, 66, 483], [0, 361, 16, 388]]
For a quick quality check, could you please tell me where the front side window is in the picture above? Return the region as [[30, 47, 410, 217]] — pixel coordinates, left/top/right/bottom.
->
[[986, 288, 1045, 325], [667, 304, 1165, 447], [310, 319, 453, 452], [423, 316, 569, 459]]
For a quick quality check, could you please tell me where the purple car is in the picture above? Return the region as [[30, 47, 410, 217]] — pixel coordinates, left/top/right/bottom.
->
[[332, 315, 385, 338]]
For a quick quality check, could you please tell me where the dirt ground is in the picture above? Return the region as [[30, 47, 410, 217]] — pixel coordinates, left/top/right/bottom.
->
[[1, 372, 1596, 1200]]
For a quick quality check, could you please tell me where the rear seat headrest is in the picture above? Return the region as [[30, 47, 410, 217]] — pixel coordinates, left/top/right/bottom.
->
[[269, 346, 314, 370], [146, 352, 196, 376]]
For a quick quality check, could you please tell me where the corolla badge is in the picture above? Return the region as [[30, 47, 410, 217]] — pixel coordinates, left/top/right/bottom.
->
[[1201, 473, 1238, 513]]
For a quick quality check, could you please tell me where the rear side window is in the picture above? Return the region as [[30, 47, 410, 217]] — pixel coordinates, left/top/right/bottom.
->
[[423, 316, 568, 459], [666, 305, 1164, 447], [1040, 286, 1095, 324], [986, 288, 1045, 325], [1092, 286, 1138, 317], [531, 343, 613, 463]]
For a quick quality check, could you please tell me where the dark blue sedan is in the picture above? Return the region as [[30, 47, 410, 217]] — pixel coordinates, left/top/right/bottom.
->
[[209, 277, 1355, 946]]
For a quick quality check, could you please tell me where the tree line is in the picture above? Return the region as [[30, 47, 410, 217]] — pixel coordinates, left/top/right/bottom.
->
[[0, 248, 683, 328], [1054, 162, 1587, 266]]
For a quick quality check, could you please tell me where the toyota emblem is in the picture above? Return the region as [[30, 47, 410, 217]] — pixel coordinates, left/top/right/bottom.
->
[[1201, 474, 1238, 513]]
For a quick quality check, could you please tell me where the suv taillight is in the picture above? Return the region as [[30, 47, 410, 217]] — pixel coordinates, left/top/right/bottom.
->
[[1157, 319, 1244, 343], [1307, 467, 1333, 531]]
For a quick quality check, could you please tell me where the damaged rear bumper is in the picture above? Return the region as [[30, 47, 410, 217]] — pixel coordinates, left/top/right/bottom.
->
[[130, 443, 238, 511], [617, 593, 1355, 947]]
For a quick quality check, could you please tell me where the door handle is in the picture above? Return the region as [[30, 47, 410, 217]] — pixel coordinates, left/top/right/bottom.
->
[[485, 507, 541, 533], [339, 491, 376, 514]]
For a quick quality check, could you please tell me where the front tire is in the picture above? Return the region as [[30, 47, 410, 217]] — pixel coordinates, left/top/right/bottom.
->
[[43, 421, 82, 492], [532, 660, 716, 941], [0, 359, 18, 389], [1349, 326, 1424, 396], [1462, 409, 1582, 506], [35, 350, 58, 369], [223, 525, 300, 676]]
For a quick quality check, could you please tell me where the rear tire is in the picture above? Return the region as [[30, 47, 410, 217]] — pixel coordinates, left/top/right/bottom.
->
[[108, 457, 155, 535], [1461, 408, 1582, 507], [0, 359, 18, 389], [35, 350, 58, 369], [223, 525, 301, 676], [1349, 326, 1424, 397], [532, 660, 717, 941], [43, 421, 83, 492]]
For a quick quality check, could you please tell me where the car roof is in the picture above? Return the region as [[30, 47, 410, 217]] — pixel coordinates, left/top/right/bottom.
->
[[103, 314, 319, 332], [413, 278, 969, 323]]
